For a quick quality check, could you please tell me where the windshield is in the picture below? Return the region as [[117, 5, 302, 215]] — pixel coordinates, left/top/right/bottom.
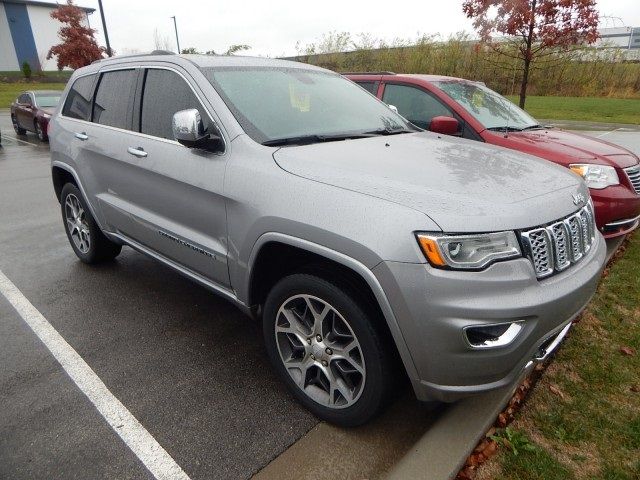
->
[[34, 94, 61, 108], [202, 67, 412, 144], [433, 81, 539, 131]]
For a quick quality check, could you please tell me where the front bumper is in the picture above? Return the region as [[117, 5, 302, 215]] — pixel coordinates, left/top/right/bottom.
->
[[591, 185, 640, 239], [373, 231, 606, 402]]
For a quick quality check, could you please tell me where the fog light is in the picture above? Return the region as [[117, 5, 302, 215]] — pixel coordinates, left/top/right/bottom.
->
[[463, 321, 524, 349]]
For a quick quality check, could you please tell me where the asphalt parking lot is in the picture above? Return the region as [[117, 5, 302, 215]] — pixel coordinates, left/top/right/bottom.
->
[[0, 112, 442, 480], [1, 111, 639, 480], [0, 115, 319, 479]]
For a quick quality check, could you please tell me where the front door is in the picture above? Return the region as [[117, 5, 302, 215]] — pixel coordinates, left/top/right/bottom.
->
[[91, 66, 230, 288]]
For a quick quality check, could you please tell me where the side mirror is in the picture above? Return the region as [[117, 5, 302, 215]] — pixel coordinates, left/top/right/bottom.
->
[[429, 116, 459, 135], [172, 109, 222, 151]]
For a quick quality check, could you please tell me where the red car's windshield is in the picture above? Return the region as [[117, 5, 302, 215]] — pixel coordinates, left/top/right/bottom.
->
[[35, 94, 61, 108], [433, 81, 540, 131]]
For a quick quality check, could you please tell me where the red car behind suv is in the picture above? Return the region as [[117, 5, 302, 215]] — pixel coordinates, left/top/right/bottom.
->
[[10, 90, 62, 142], [346, 73, 640, 238]]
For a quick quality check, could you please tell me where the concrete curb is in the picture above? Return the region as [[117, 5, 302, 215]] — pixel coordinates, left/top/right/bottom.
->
[[384, 383, 518, 480]]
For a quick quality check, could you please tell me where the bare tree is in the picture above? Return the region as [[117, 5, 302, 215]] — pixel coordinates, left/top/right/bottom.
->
[[153, 28, 173, 51]]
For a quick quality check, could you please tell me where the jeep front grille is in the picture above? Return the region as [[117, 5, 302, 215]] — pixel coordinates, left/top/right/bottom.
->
[[624, 165, 640, 195], [520, 203, 595, 279]]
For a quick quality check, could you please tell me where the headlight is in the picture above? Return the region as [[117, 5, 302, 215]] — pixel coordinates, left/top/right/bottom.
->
[[569, 164, 619, 189], [416, 231, 521, 270]]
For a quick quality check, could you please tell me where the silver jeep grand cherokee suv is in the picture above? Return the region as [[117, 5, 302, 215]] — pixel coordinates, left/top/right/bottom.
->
[[49, 54, 605, 426]]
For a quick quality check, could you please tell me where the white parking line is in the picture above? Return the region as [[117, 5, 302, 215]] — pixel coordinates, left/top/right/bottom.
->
[[0, 270, 191, 480], [596, 128, 622, 138], [0, 133, 37, 146]]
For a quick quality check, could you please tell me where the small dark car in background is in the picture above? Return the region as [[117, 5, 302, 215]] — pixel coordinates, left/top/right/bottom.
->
[[346, 73, 640, 239], [10, 90, 63, 142]]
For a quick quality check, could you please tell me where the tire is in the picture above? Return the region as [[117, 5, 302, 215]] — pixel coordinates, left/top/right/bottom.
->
[[35, 120, 48, 142], [60, 183, 122, 263], [11, 115, 26, 135], [263, 273, 395, 426]]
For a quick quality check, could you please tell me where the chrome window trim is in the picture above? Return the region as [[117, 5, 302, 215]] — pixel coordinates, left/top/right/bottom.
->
[[58, 64, 228, 154]]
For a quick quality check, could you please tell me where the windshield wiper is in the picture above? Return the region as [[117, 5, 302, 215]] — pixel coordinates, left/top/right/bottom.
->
[[520, 124, 546, 131], [487, 126, 524, 132], [363, 127, 415, 136], [262, 133, 376, 147]]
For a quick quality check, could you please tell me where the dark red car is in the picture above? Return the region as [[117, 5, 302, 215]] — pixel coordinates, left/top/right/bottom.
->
[[346, 73, 640, 238], [10, 90, 62, 142]]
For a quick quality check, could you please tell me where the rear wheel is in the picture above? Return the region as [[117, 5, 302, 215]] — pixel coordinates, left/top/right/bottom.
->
[[263, 273, 395, 426], [11, 115, 26, 135], [61, 183, 122, 263]]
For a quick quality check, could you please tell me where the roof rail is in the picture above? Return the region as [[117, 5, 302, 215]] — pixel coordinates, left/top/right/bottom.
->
[[341, 71, 396, 75], [91, 50, 176, 65]]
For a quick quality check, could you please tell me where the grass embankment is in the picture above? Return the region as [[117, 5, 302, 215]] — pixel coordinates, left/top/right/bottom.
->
[[477, 233, 640, 480], [510, 96, 640, 125], [0, 82, 68, 108]]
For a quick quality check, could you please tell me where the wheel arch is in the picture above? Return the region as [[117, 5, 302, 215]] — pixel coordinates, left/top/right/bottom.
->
[[51, 161, 106, 232], [245, 233, 420, 383]]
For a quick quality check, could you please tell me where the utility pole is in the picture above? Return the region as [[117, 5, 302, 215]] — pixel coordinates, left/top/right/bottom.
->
[[97, 0, 112, 57], [171, 16, 181, 54]]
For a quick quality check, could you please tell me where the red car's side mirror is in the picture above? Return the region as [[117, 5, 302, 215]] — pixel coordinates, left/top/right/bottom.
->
[[429, 116, 459, 135]]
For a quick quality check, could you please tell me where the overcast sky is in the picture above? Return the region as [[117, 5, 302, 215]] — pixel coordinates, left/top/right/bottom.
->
[[80, 0, 640, 57]]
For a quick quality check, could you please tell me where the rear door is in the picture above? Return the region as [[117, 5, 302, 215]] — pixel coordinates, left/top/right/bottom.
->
[[95, 66, 230, 287]]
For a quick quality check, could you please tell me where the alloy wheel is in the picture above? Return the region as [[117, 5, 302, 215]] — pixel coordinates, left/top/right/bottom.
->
[[64, 194, 91, 254], [275, 294, 366, 409]]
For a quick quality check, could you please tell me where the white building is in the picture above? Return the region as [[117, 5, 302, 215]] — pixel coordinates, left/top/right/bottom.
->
[[596, 26, 640, 50], [0, 0, 95, 71]]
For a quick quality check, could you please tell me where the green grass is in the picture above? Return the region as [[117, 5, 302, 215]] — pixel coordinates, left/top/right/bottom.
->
[[0, 82, 67, 108], [508, 96, 640, 125], [480, 233, 640, 480]]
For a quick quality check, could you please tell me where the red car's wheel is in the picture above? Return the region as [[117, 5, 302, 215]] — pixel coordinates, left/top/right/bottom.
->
[[11, 115, 26, 135]]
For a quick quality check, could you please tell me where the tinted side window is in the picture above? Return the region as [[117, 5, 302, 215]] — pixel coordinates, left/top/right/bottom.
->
[[140, 69, 210, 140], [355, 81, 378, 95], [382, 84, 453, 130], [18, 93, 31, 104], [62, 75, 96, 120], [93, 70, 137, 129]]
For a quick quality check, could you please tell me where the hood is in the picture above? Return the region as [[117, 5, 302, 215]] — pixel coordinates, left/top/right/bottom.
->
[[273, 132, 588, 233], [488, 128, 639, 169]]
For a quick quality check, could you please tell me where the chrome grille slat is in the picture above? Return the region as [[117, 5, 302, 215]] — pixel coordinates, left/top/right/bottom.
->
[[564, 216, 583, 262], [625, 165, 640, 195], [521, 204, 595, 280]]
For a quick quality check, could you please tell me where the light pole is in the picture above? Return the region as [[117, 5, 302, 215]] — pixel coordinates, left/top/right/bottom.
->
[[97, 0, 112, 57], [171, 16, 181, 54]]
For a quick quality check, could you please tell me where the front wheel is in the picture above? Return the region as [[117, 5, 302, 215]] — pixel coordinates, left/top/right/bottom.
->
[[263, 273, 395, 426], [35, 120, 47, 142], [60, 183, 122, 263]]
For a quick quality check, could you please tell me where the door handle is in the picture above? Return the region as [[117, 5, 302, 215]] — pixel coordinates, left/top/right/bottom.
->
[[74, 132, 88, 141], [127, 147, 148, 158]]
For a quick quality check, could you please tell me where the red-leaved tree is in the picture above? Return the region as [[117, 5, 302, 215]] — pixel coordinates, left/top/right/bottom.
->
[[47, 0, 106, 70], [463, 0, 599, 108]]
